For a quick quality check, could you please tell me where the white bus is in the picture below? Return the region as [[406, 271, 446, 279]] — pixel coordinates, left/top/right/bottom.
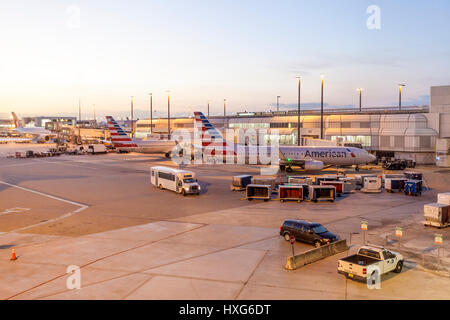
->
[[150, 166, 201, 196]]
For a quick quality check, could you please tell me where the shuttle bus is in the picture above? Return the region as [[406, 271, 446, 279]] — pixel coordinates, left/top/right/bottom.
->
[[150, 166, 201, 196]]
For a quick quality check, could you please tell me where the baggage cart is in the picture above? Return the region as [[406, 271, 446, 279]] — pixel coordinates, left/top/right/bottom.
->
[[423, 203, 450, 228], [246, 184, 271, 201], [230, 175, 252, 191], [385, 178, 407, 193], [308, 185, 336, 202], [404, 180, 422, 196], [278, 185, 304, 202], [320, 181, 344, 196]]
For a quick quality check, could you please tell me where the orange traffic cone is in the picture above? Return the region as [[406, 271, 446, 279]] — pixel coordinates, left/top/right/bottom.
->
[[10, 248, 17, 261]]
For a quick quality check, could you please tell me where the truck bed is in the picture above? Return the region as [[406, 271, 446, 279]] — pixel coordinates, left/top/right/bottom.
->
[[340, 254, 379, 266]]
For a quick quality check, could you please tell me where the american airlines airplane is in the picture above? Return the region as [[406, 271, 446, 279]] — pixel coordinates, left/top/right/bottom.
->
[[106, 116, 176, 156], [11, 112, 56, 143], [193, 112, 376, 171]]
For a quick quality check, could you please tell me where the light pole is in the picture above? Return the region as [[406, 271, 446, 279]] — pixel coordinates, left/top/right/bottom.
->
[[93, 104, 96, 127], [167, 90, 171, 140], [296, 76, 301, 146], [398, 84, 406, 110], [130, 96, 134, 138], [277, 95, 281, 112], [208, 100, 210, 117], [357, 88, 363, 112], [149, 93, 153, 134], [223, 98, 227, 130], [320, 74, 325, 140]]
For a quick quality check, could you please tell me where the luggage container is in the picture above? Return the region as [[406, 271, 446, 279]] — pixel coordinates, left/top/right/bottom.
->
[[230, 175, 252, 191], [423, 203, 450, 228], [251, 177, 277, 193], [404, 171, 422, 181], [361, 177, 382, 193], [278, 185, 304, 202], [437, 192, 450, 206], [404, 180, 422, 196], [246, 184, 271, 201], [288, 176, 313, 185], [338, 177, 356, 194], [354, 174, 378, 188], [320, 181, 344, 196], [15, 151, 26, 159], [315, 175, 339, 185], [308, 185, 336, 202], [385, 178, 407, 193]]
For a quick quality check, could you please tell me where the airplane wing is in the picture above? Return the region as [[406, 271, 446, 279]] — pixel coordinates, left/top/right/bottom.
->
[[0, 138, 32, 143]]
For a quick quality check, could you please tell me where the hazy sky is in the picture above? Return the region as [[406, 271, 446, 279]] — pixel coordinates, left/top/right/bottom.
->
[[1, 0, 450, 118]]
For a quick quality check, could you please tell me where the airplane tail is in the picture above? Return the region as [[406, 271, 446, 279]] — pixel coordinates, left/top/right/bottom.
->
[[193, 111, 235, 156], [11, 112, 20, 128], [105, 116, 137, 148]]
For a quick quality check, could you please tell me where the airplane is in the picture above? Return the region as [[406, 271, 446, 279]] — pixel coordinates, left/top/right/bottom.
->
[[105, 116, 176, 156], [193, 111, 377, 171], [11, 112, 56, 143]]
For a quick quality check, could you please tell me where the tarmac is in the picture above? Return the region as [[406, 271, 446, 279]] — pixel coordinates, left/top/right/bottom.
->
[[0, 145, 449, 300]]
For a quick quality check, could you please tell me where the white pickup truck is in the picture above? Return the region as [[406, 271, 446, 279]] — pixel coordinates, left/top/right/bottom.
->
[[338, 245, 404, 281]]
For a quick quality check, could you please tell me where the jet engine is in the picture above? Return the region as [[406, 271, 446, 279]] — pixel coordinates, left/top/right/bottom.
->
[[303, 160, 324, 170]]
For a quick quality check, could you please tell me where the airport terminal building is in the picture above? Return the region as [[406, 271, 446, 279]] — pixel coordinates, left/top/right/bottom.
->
[[137, 86, 450, 167]]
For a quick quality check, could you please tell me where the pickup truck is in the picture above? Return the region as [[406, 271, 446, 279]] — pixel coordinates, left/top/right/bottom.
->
[[337, 245, 403, 281]]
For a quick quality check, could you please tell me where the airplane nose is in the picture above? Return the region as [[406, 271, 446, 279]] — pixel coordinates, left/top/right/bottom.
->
[[369, 154, 376, 162]]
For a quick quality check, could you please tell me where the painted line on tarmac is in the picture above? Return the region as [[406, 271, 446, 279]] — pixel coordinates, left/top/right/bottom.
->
[[0, 180, 89, 233]]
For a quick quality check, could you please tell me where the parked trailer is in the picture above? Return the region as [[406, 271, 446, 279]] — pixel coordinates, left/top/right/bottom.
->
[[423, 203, 450, 228], [385, 178, 407, 193], [230, 175, 252, 191], [308, 185, 336, 202], [404, 180, 422, 196], [278, 185, 304, 202], [246, 184, 271, 201], [288, 176, 313, 185], [320, 181, 344, 196], [361, 177, 382, 193], [437, 193, 450, 206]]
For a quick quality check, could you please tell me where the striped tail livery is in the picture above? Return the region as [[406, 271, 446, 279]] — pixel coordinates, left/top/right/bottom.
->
[[106, 116, 138, 148], [193, 112, 236, 156]]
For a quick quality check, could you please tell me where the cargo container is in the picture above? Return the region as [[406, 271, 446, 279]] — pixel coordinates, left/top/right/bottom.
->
[[251, 177, 277, 193], [437, 192, 450, 206], [423, 203, 450, 228], [338, 177, 356, 193], [404, 171, 423, 181], [385, 178, 407, 193], [361, 177, 382, 193], [320, 181, 344, 196], [315, 175, 339, 185], [246, 184, 271, 201], [230, 175, 252, 191], [404, 180, 422, 196], [288, 176, 313, 185], [278, 185, 304, 202], [354, 174, 378, 187], [308, 185, 336, 202]]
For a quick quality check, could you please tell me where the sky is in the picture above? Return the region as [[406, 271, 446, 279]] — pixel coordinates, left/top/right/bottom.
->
[[1, 0, 450, 119]]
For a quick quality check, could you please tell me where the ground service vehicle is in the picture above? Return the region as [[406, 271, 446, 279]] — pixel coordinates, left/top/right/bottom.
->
[[280, 219, 339, 247], [338, 245, 404, 281], [150, 166, 200, 196]]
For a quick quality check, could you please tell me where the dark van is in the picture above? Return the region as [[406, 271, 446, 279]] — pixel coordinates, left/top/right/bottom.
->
[[280, 219, 339, 248]]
